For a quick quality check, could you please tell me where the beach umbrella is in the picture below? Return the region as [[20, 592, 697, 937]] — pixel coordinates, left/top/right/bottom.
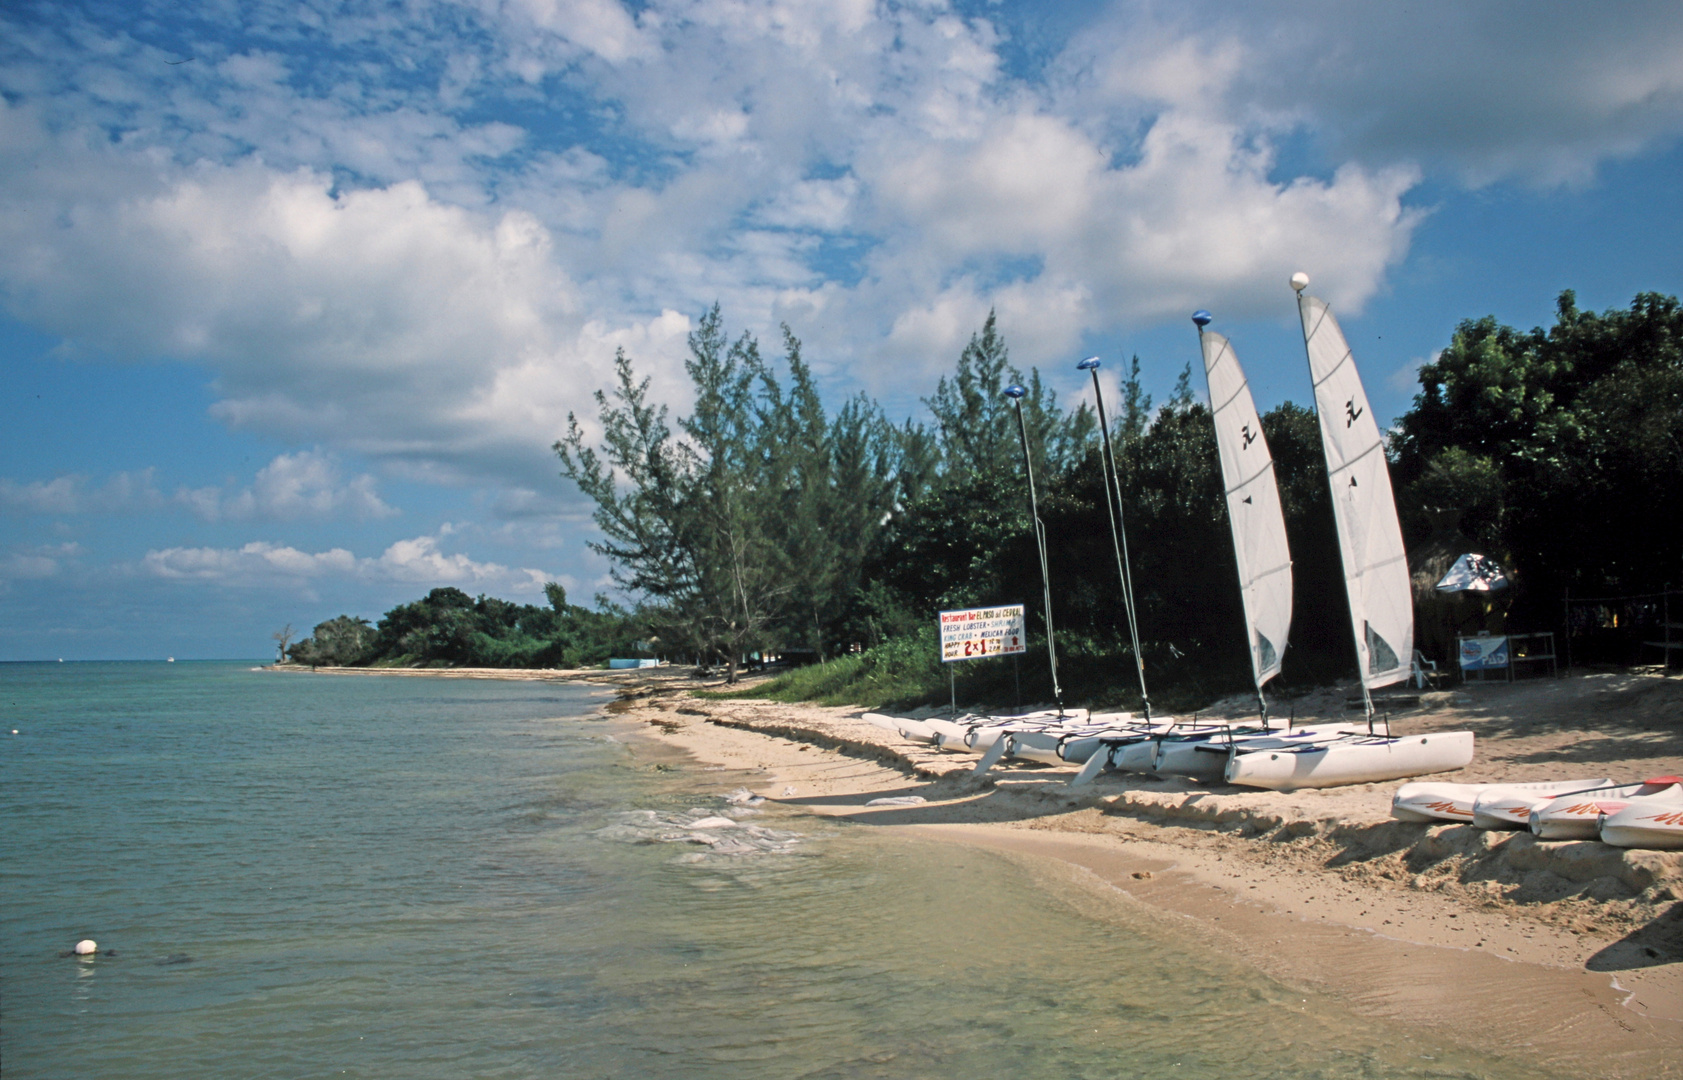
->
[[1435, 553, 1511, 593]]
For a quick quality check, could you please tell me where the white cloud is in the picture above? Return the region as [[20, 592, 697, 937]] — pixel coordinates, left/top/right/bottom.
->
[[177, 450, 398, 522], [0, 471, 165, 515], [1389, 350, 1441, 395], [0, 543, 80, 582], [141, 532, 552, 594], [1, 0, 1679, 502], [144, 541, 359, 582], [1061, 0, 1683, 187], [1, 457, 394, 522]]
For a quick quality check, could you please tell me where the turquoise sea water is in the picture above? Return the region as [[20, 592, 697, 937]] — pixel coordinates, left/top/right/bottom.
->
[[2, 662, 1527, 1079]]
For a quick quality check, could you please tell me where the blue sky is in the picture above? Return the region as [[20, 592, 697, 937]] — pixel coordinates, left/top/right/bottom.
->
[[2, 0, 1680, 660]]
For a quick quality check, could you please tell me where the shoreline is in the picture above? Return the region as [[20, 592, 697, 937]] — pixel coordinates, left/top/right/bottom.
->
[[261, 662, 624, 685], [269, 662, 1683, 1074]]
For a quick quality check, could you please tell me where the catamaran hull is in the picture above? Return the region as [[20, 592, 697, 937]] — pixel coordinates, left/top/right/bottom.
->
[[1111, 739, 1164, 772], [866, 710, 1094, 754], [998, 725, 1156, 765], [922, 718, 980, 753], [1151, 726, 1366, 779], [1002, 730, 1073, 764], [1395, 778, 1614, 824], [1056, 732, 1135, 764], [1106, 724, 1259, 776], [1225, 732, 1474, 791]]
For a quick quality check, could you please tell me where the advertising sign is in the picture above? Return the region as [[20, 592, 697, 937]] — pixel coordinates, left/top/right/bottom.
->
[[939, 605, 1026, 662], [1458, 635, 1509, 671]]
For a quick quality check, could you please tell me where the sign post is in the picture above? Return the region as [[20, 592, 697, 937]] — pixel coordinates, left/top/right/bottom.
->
[[938, 605, 1027, 715]]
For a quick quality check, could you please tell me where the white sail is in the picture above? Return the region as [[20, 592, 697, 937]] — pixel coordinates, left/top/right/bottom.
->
[[1198, 328, 1293, 688], [1297, 292, 1413, 691]]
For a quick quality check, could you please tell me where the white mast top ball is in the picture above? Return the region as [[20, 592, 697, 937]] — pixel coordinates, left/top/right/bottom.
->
[[1290, 271, 1310, 293], [74, 939, 98, 955]]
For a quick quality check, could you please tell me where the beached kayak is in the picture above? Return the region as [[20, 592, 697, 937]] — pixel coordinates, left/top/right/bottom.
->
[[1529, 778, 1683, 840], [1600, 796, 1683, 849], [1393, 778, 1614, 824]]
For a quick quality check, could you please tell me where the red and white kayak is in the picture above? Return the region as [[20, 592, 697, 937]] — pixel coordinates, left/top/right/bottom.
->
[[1393, 778, 1614, 825], [1470, 781, 1617, 829], [1529, 778, 1683, 840], [1600, 798, 1683, 850]]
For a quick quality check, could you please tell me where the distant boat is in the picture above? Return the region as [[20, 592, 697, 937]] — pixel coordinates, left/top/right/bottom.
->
[[167, 657, 175, 663]]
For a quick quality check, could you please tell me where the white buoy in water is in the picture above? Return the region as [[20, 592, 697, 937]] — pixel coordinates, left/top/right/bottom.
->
[[74, 939, 98, 955]]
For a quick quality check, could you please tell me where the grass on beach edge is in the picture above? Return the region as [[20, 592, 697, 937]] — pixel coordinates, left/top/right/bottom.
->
[[695, 629, 1264, 713]]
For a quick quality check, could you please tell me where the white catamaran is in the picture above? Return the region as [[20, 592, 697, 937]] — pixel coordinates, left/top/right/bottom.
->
[[1221, 274, 1474, 790], [1072, 316, 1364, 786]]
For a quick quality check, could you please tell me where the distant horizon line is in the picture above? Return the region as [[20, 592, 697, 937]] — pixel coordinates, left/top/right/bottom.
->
[[0, 657, 270, 664]]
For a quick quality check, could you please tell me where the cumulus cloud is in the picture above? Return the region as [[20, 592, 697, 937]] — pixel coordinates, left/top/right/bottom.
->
[[1, 0, 1678, 495], [177, 451, 398, 522], [144, 541, 359, 582], [1061, 0, 1683, 187], [142, 532, 552, 593]]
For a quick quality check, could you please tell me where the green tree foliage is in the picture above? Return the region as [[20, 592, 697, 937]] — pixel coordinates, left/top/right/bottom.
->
[[540, 286, 1678, 706], [289, 615, 374, 667], [863, 358, 1361, 704], [853, 315, 1104, 694], [1393, 290, 1683, 613], [556, 308, 903, 679], [288, 585, 641, 669], [923, 311, 1095, 478]]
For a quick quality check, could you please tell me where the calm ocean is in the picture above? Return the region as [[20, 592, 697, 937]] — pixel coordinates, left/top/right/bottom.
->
[[2, 662, 1524, 1079]]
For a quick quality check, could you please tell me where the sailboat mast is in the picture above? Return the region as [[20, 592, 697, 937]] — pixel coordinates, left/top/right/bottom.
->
[[1077, 358, 1152, 719], [1005, 384, 1064, 713]]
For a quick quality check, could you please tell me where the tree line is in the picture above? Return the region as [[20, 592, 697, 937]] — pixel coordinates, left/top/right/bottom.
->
[[292, 288, 1680, 702], [286, 582, 642, 668]]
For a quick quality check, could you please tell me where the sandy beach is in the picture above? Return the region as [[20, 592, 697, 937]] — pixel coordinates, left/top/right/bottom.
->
[[284, 662, 1683, 1075]]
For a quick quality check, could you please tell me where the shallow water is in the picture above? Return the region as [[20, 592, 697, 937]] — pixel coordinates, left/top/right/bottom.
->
[[2, 662, 1529, 1078]]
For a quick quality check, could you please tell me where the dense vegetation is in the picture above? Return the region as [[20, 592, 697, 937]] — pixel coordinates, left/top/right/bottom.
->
[[1392, 290, 1683, 609], [294, 288, 1681, 707], [287, 583, 642, 668]]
